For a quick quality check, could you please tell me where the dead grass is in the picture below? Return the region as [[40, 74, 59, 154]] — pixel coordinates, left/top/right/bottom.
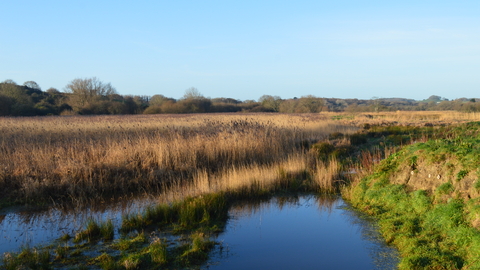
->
[[326, 111, 480, 126], [0, 113, 354, 205], [0, 111, 475, 206]]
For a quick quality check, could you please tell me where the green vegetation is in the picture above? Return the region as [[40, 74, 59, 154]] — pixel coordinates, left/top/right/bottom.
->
[[2, 78, 480, 116], [121, 192, 229, 234], [1, 246, 51, 270], [74, 219, 114, 243], [345, 122, 480, 269]]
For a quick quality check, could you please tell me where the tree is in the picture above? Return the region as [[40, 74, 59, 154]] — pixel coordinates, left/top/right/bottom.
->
[[46, 87, 61, 95], [182, 87, 204, 100], [64, 77, 117, 110], [2, 79, 17, 85], [0, 81, 33, 106], [0, 94, 14, 115], [23, 81, 41, 90], [300, 95, 324, 113], [259, 95, 282, 112], [150, 94, 170, 106]]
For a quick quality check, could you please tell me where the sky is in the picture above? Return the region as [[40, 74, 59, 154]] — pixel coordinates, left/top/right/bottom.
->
[[1, 1, 479, 101]]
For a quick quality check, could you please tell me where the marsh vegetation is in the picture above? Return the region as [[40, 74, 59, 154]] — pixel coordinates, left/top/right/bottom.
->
[[2, 111, 480, 269]]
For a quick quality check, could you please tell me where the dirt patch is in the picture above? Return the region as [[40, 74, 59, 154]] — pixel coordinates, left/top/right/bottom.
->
[[390, 160, 479, 201]]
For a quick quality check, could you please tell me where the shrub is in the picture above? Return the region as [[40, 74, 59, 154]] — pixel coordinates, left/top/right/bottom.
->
[[349, 133, 368, 145]]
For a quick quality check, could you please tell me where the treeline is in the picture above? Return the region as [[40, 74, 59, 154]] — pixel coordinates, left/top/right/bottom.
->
[[1, 78, 479, 116]]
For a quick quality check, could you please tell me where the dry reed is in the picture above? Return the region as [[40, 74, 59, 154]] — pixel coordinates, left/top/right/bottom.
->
[[0, 113, 355, 205], [1, 111, 475, 206]]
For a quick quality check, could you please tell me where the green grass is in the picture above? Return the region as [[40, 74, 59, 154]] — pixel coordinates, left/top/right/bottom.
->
[[2, 246, 51, 270], [346, 122, 480, 269], [74, 218, 114, 243], [474, 180, 480, 191], [177, 232, 216, 266], [436, 182, 454, 196], [121, 192, 229, 234], [348, 179, 480, 269], [146, 239, 168, 265]]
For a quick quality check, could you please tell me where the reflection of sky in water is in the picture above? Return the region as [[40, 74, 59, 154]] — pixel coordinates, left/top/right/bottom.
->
[[0, 197, 156, 255], [0, 194, 398, 269], [206, 195, 398, 270]]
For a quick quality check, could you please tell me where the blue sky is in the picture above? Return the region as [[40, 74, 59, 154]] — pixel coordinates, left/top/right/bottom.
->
[[1, 1, 479, 101]]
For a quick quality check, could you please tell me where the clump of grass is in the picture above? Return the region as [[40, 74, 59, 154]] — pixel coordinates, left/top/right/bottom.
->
[[122, 192, 229, 234], [474, 180, 480, 191], [95, 253, 119, 270], [457, 169, 469, 181], [147, 238, 168, 265], [2, 246, 51, 270], [312, 159, 342, 193], [178, 232, 216, 266], [113, 232, 148, 251], [54, 244, 69, 260], [121, 253, 146, 270], [436, 182, 454, 196], [59, 233, 72, 242], [311, 142, 335, 160], [74, 218, 114, 243], [349, 133, 368, 145]]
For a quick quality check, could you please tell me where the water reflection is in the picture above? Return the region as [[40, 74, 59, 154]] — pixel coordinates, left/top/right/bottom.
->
[[0, 195, 157, 255], [206, 195, 398, 270], [1, 193, 398, 270]]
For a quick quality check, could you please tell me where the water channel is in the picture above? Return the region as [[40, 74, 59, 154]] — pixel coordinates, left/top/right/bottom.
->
[[205, 195, 398, 269], [0, 195, 398, 269]]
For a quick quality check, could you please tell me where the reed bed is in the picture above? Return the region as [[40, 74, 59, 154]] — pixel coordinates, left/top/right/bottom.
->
[[0, 113, 356, 205], [1, 111, 476, 206], [325, 110, 480, 126]]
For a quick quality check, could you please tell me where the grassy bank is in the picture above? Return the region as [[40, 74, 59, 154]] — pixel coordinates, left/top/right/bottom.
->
[[344, 122, 480, 269]]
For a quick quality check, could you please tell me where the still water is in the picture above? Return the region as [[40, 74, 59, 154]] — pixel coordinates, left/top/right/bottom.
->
[[0, 197, 156, 255], [205, 195, 399, 270], [0, 195, 398, 269]]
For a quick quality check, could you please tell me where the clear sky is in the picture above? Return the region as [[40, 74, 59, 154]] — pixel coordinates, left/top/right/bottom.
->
[[1, 1, 479, 101]]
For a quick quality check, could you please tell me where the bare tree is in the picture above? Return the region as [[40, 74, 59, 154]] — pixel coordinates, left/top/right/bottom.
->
[[1, 79, 17, 85], [150, 94, 170, 106], [300, 95, 324, 113], [64, 77, 117, 108], [46, 87, 61, 95], [24, 81, 41, 90], [182, 87, 204, 100], [259, 95, 282, 112]]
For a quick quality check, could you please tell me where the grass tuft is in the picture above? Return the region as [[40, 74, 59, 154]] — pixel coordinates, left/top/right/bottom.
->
[[2, 246, 51, 270], [74, 218, 114, 243]]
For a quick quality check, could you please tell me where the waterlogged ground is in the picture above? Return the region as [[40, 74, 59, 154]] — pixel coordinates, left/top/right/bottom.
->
[[205, 195, 399, 270], [0, 197, 157, 255], [0, 195, 398, 269]]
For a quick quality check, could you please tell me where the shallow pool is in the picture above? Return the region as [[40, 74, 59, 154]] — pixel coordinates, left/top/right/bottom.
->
[[205, 195, 398, 270]]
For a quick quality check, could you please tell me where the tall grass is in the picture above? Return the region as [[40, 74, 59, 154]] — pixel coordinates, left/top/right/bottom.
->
[[1, 111, 475, 206], [313, 159, 342, 193], [74, 218, 114, 243], [0, 113, 356, 206]]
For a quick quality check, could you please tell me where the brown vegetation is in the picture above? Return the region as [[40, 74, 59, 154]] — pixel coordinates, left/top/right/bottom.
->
[[0, 113, 355, 206], [1, 111, 479, 207]]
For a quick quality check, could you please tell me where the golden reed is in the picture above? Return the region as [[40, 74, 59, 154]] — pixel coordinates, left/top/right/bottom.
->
[[1, 111, 477, 206]]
